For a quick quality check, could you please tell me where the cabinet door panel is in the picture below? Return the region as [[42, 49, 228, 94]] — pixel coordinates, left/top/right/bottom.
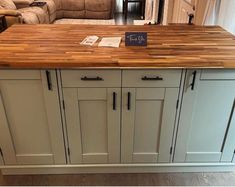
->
[[0, 90, 16, 165], [1, 81, 52, 155], [174, 70, 235, 163], [133, 100, 162, 162], [221, 103, 235, 162], [64, 88, 121, 164], [0, 70, 66, 165], [122, 88, 179, 163]]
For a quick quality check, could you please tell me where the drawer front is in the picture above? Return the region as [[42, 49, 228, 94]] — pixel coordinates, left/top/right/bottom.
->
[[122, 70, 182, 87], [61, 70, 121, 88], [200, 70, 235, 80], [0, 70, 41, 80]]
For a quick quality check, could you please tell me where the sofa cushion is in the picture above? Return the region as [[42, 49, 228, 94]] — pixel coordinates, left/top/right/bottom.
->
[[12, 0, 34, 8], [13, 0, 33, 4], [18, 7, 49, 23], [19, 11, 40, 24], [85, 0, 111, 11], [0, 0, 17, 10], [39, 0, 57, 14], [85, 10, 111, 19], [52, 0, 62, 10], [62, 10, 85, 18], [62, 0, 84, 11]]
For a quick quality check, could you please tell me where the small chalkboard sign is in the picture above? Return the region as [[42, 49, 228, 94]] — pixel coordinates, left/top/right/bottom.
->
[[125, 32, 147, 46]]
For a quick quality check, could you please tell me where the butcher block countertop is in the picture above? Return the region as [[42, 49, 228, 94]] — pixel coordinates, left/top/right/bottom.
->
[[0, 24, 235, 69]]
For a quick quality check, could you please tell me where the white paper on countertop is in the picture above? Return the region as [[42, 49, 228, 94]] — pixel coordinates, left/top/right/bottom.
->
[[98, 37, 122, 48], [80, 36, 99, 46]]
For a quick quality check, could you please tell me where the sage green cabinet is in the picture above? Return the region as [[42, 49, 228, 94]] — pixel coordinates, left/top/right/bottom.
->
[[174, 70, 235, 163], [63, 88, 121, 164], [121, 87, 179, 163], [0, 70, 66, 165], [121, 70, 182, 163], [61, 70, 122, 164], [62, 70, 182, 164]]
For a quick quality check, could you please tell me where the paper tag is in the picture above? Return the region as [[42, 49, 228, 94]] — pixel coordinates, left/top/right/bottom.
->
[[80, 36, 99, 46]]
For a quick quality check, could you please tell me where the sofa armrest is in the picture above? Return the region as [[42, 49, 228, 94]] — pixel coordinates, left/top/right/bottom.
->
[[0, 9, 22, 17], [12, 0, 34, 9], [5, 15, 22, 27]]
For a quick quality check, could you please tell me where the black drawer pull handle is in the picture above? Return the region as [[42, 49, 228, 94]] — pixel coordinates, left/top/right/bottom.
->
[[81, 76, 104, 81], [46, 70, 52, 91], [190, 71, 197, 90], [142, 76, 163, 81], [113, 92, 116, 110], [127, 92, 131, 110]]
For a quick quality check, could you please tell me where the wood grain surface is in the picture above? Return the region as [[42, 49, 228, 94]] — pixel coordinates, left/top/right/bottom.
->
[[0, 24, 235, 69]]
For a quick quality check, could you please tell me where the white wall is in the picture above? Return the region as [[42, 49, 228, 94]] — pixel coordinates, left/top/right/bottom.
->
[[217, 0, 235, 34], [197, 0, 235, 34]]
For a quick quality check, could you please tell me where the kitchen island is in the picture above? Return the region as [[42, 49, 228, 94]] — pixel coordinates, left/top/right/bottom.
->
[[0, 25, 235, 175]]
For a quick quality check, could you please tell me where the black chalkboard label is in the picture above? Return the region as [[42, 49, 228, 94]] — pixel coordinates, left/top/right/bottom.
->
[[125, 32, 147, 46]]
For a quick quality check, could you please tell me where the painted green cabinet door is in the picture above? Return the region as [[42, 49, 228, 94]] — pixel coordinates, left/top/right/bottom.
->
[[174, 70, 235, 163], [121, 87, 179, 163], [0, 70, 66, 165], [63, 88, 121, 164]]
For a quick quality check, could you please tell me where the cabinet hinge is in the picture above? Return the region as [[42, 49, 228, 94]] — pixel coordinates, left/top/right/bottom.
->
[[170, 146, 173, 155], [176, 99, 179, 109], [62, 100, 65, 110], [67, 147, 70, 156]]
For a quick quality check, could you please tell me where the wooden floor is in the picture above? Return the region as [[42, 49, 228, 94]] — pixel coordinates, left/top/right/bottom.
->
[[114, 13, 142, 25], [1, 172, 235, 185]]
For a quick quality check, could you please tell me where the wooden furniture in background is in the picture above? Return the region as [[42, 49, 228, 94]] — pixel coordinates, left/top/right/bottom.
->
[[123, 0, 146, 19]]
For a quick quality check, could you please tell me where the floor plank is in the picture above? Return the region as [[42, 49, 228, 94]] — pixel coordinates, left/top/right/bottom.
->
[[1, 171, 235, 186], [114, 13, 142, 25]]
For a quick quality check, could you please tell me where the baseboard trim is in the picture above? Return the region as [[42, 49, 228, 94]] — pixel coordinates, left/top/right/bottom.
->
[[1, 163, 235, 175]]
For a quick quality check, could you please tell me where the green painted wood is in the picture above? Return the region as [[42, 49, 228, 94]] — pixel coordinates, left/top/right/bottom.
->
[[174, 70, 235, 163], [0, 70, 66, 165], [121, 87, 179, 163], [64, 87, 121, 164]]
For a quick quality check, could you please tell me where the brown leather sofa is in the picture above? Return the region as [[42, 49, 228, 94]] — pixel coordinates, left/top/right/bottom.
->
[[0, 0, 115, 26]]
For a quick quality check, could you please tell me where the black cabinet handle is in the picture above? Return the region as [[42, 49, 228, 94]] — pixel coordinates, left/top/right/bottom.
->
[[188, 13, 194, 25], [190, 71, 197, 90], [142, 76, 163, 81], [127, 92, 131, 110], [81, 76, 103, 81], [113, 92, 116, 110], [46, 70, 52, 91]]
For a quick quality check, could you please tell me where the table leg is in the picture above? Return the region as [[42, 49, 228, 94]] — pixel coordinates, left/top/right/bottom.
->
[[141, 0, 146, 19], [124, 0, 128, 20]]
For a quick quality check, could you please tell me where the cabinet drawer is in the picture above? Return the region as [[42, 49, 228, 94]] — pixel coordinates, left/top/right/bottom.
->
[[201, 70, 235, 80], [122, 70, 182, 87], [61, 70, 121, 88], [0, 70, 41, 80]]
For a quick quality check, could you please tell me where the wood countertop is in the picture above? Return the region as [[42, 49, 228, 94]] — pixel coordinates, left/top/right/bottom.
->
[[0, 24, 235, 69]]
